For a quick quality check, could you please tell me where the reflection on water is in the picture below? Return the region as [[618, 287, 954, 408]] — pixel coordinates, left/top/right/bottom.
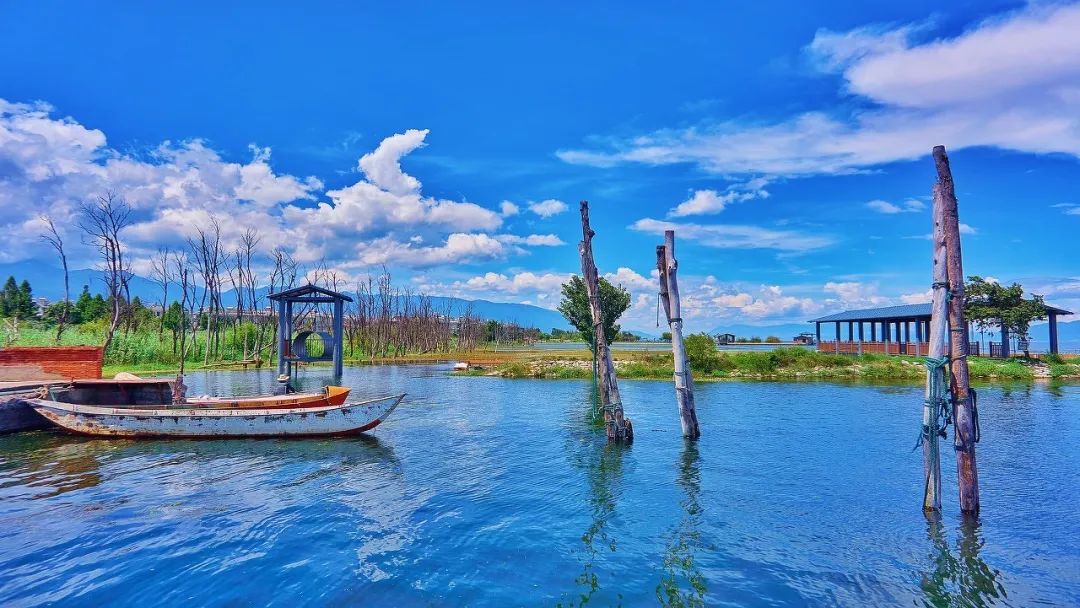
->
[[656, 441, 708, 607], [919, 515, 1006, 607], [558, 382, 629, 608]]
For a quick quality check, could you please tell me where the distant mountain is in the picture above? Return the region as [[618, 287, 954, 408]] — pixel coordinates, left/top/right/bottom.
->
[[0, 261, 572, 332]]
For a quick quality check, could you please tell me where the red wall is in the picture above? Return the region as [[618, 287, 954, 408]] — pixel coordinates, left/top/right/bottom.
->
[[0, 346, 104, 381]]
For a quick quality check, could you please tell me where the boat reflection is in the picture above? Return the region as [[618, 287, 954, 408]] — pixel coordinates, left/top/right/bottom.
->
[[919, 514, 1006, 607]]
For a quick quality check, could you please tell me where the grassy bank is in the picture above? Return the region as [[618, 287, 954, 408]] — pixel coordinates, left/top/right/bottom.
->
[[456, 347, 1080, 382]]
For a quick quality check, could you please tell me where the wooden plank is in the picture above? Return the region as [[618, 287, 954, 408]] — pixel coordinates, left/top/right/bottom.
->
[[934, 144, 980, 514], [656, 231, 701, 439]]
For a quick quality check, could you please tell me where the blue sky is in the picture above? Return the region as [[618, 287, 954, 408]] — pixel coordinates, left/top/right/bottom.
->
[[1, 1, 1077, 332]]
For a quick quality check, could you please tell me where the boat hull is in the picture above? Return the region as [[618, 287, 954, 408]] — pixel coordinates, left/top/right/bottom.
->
[[28, 394, 404, 438]]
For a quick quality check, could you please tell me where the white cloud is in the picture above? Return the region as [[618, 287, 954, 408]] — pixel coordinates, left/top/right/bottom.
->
[[630, 218, 833, 252], [604, 267, 654, 291], [357, 128, 427, 195], [496, 234, 565, 246], [824, 281, 891, 308], [500, 200, 520, 216], [866, 198, 925, 214], [866, 199, 902, 214], [0, 100, 527, 271], [558, 3, 1080, 176], [462, 271, 572, 294], [900, 289, 932, 304], [528, 199, 569, 218], [669, 179, 770, 217]]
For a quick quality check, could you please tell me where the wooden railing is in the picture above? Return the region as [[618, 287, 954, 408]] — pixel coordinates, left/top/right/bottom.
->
[[818, 341, 981, 357]]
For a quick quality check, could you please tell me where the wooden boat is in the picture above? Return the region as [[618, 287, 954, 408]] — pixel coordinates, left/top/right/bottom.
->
[[190, 385, 351, 409], [47, 380, 351, 410], [28, 393, 405, 438]]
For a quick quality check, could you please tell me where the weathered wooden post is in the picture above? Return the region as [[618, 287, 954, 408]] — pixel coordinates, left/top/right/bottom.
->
[[934, 145, 980, 513], [656, 231, 701, 439], [578, 200, 632, 442], [922, 184, 951, 512]]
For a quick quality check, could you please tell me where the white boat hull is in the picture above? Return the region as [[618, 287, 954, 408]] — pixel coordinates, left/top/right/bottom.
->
[[28, 394, 404, 438]]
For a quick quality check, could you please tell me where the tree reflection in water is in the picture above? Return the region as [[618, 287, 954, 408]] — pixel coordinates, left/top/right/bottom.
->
[[655, 440, 708, 607], [920, 514, 1007, 607]]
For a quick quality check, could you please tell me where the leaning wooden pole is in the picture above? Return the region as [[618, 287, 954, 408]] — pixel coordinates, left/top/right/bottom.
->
[[656, 231, 700, 439], [578, 200, 632, 442], [922, 185, 950, 512], [933, 145, 980, 513]]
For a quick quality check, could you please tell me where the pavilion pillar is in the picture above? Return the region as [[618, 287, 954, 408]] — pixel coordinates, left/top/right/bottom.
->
[[916, 319, 924, 356], [332, 298, 344, 380], [857, 323, 864, 355], [1049, 313, 1059, 354], [848, 321, 854, 342], [815, 322, 821, 350], [1000, 323, 1010, 358], [276, 299, 287, 378], [871, 322, 877, 341], [834, 321, 841, 353]]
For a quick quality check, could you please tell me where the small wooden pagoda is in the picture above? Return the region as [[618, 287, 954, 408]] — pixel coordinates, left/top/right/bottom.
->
[[268, 284, 353, 381]]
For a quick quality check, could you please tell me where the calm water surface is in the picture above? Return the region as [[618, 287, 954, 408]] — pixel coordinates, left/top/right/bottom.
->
[[1, 365, 1077, 606]]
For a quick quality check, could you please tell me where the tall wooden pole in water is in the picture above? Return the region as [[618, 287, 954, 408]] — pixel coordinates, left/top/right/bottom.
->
[[656, 231, 701, 439], [922, 184, 950, 512], [933, 145, 980, 513], [578, 201, 632, 442]]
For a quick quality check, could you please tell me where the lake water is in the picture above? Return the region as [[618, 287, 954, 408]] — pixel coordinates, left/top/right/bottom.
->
[[1, 365, 1078, 606]]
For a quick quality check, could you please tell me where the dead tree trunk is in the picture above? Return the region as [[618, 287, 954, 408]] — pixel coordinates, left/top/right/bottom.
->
[[656, 231, 700, 439], [934, 144, 979, 514], [922, 185, 950, 512], [578, 200, 632, 442]]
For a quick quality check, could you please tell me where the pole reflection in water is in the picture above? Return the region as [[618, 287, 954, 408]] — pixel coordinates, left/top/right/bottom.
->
[[558, 384, 629, 607], [656, 440, 708, 607], [919, 514, 1006, 607]]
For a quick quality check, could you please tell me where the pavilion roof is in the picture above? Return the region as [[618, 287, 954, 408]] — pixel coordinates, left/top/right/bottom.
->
[[810, 302, 1072, 323], [267, 283, 354, 302]]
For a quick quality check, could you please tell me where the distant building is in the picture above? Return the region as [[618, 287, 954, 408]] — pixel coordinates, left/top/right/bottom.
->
[[34, 297, 49, 317], [715, 333, 735, 345], [793, 332, 815, 345]]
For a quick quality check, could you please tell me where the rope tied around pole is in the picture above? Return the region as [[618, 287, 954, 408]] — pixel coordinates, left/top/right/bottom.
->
[[914, 355, 953, 451]]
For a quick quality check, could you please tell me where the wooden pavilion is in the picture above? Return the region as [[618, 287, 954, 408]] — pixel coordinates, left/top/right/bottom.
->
[[810, 302, 1072, 357], [269, 284, 353, 381]]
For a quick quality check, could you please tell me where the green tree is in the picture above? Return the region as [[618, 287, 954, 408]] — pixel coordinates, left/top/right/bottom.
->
[[74, 286, 109, 322], [162, 300, 186, 353], [0, 276, 18, 317], [16, 280, 37, 318], [683, 333, 717, 371], [661, 331, 672, 341], [557, 275, 631, 349], [965, 276, 1046, 340]]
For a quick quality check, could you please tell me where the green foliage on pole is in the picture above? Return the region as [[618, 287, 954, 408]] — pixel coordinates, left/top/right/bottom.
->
[[557, 275, 631, 349]]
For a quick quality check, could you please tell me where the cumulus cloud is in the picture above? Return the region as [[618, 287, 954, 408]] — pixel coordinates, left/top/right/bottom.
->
[[500, 200, 520, 216], [558, 3, 1080, 176], [0, 99, 558, 271], [630, 218, 833, 252], [669, 178, 770, 217], [528, 199, 569, 218]]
